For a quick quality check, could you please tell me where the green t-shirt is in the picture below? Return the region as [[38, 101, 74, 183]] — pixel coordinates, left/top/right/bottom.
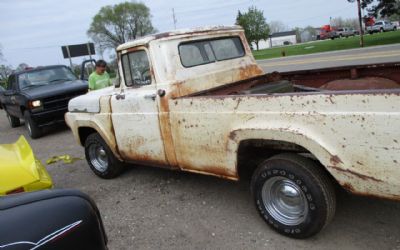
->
[[88, 71, 111, 90]]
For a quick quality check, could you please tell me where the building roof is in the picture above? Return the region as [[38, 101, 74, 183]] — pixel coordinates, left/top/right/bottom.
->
[[270, 31, 297, 38], [117, 25, 243, 51]]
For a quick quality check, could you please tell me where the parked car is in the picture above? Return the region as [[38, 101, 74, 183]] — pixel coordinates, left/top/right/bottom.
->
[[0, 65, 88, 138], [0, 189, 108, 249], [65, 26, 400, 239], [0, 136, 52, 195], [367, 20, 397, 33], [331, 27, 357, 39]]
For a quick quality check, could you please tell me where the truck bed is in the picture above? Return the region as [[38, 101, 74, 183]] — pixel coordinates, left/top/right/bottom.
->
[[170, 62, 400, 200], [192, 62, 400, 96]]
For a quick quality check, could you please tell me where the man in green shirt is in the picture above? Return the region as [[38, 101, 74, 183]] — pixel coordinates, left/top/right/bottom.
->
[[88, 60, 112, 91]]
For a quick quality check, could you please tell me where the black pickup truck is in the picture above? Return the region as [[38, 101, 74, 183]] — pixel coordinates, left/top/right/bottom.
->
[[0, 65, 88, 138]]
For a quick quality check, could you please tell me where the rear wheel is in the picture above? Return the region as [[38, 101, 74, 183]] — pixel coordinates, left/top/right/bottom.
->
[[84, 133, 124, 179], [7, 112, 20, 128], [251, 153, 336, 238], [24, 112, 42, 139]]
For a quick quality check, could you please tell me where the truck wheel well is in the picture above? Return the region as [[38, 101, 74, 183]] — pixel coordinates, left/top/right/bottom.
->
[[78, 127, 98, 146], [237, 139, 335, 183]]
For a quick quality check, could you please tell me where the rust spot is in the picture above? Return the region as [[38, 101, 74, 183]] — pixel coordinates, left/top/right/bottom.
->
[[234, 98, 242, 110], [228, 131, 238, 141], [330, 155, 343, 165], [330, 166, 383, 183], [342, 182, 355, 192]]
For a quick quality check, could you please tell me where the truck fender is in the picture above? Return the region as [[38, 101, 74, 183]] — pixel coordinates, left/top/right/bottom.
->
[[227, 127, 342, 180]]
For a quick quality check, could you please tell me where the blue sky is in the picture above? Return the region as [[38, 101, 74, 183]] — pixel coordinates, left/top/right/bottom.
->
[[0, 0, 359, 67]]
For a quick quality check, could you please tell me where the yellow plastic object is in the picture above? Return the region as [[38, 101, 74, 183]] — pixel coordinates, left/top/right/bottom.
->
[[46, 155, 82, 165], [0, 136, 53, 195]]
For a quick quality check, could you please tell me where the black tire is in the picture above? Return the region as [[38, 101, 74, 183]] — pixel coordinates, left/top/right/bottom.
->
[[24, 111, 42, 139], [84, 133, 124, 179], [7, 112, 20, 128], [251, 153, 336, 239]]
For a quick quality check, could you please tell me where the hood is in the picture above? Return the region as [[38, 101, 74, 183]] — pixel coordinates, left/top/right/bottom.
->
[[68, 86, 115, 113], [0, 136, 39, 194], [22, 80, 88, 100]]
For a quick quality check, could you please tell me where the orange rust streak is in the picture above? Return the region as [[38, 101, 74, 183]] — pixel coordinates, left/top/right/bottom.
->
[[157, 93, 179, 168], [330, 165, 383, 183], [342, 182, 400, 201]]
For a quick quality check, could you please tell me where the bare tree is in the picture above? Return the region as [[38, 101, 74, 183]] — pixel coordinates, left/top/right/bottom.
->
[[269, 21, 289, 34], [0, 64, 13, 85], [331, 17, 360, 29]]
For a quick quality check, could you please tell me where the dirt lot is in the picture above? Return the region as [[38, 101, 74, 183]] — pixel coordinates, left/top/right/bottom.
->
[[1, 109, 400, 250]]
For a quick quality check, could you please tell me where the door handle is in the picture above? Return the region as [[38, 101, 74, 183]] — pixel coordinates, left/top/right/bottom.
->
[[144, 94, 157, 100]]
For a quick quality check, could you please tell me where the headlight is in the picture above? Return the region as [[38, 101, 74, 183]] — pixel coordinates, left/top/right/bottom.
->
[[29, 100, 42, 108]]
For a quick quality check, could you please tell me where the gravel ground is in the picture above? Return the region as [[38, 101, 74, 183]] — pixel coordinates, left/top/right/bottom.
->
[[1, 109, 400, 250]]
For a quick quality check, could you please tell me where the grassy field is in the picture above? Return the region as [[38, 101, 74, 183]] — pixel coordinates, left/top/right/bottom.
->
[[253, 30, 400, 60]]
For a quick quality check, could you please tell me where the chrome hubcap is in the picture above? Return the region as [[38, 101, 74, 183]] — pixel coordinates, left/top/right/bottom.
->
[[88, 144, 108, 172], [262, 176, 308, 226], [26, 120, 32, 135]]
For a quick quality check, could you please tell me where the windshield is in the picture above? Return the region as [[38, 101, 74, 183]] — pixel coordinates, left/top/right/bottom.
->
[[18, 67, 77, 90]]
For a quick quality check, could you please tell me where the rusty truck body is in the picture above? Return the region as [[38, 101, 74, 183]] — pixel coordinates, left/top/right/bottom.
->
[[65, 26, 400, 238]]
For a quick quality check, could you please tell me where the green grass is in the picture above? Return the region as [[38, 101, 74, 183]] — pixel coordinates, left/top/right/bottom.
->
[[253, 30, 400, 60]]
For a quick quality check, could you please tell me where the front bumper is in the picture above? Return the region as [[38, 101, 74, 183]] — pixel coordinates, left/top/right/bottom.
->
[[30, 107, 68, 127]]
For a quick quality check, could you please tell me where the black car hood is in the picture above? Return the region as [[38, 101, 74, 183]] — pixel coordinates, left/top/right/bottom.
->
[[22, 80, 88, 99]]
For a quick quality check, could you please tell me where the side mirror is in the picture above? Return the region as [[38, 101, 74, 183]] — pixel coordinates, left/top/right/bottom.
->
[[4, 90, 16, 96]]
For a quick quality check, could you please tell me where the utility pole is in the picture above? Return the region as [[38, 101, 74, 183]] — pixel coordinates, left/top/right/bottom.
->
[[357, 0, 364, 47], [172, 8, 177, 29]]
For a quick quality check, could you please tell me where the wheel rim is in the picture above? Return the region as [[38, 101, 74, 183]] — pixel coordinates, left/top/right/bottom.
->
[[26, 120, 32, 135], [262, 176, 308, 226], [7, 114, 12, 125], [88, 144, 108, 172]]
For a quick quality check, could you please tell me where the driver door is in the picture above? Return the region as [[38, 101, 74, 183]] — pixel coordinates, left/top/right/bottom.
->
[[110, 48, 169, 166]]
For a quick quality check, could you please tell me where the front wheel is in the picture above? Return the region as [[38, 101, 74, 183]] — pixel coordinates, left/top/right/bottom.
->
[[84, 133, 124, 179], [251, 153, 336, 239], [24, 112, 42, 139]]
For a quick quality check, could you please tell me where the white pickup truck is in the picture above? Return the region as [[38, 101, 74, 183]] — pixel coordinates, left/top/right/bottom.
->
[[367, 20, 397, 33], [66, 26, 400, 238]]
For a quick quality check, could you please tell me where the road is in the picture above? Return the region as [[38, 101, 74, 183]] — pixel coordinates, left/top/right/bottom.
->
[[1, 108, 400, 250], [258, 44, 400, 73]]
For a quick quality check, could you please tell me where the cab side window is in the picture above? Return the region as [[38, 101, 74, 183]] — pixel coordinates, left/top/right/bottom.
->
[[121, 50, 151, 87]]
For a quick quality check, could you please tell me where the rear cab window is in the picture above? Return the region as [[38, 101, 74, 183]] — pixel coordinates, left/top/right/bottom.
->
[[179, 36, 245, 67], [121, 50, 151, 87]]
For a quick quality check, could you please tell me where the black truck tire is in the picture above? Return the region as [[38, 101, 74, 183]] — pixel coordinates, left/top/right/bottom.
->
[[251, 153, 336, 239], [24, 111, 42, 139], [7, 112, 20, 128], [84, 133, 124, 179]]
